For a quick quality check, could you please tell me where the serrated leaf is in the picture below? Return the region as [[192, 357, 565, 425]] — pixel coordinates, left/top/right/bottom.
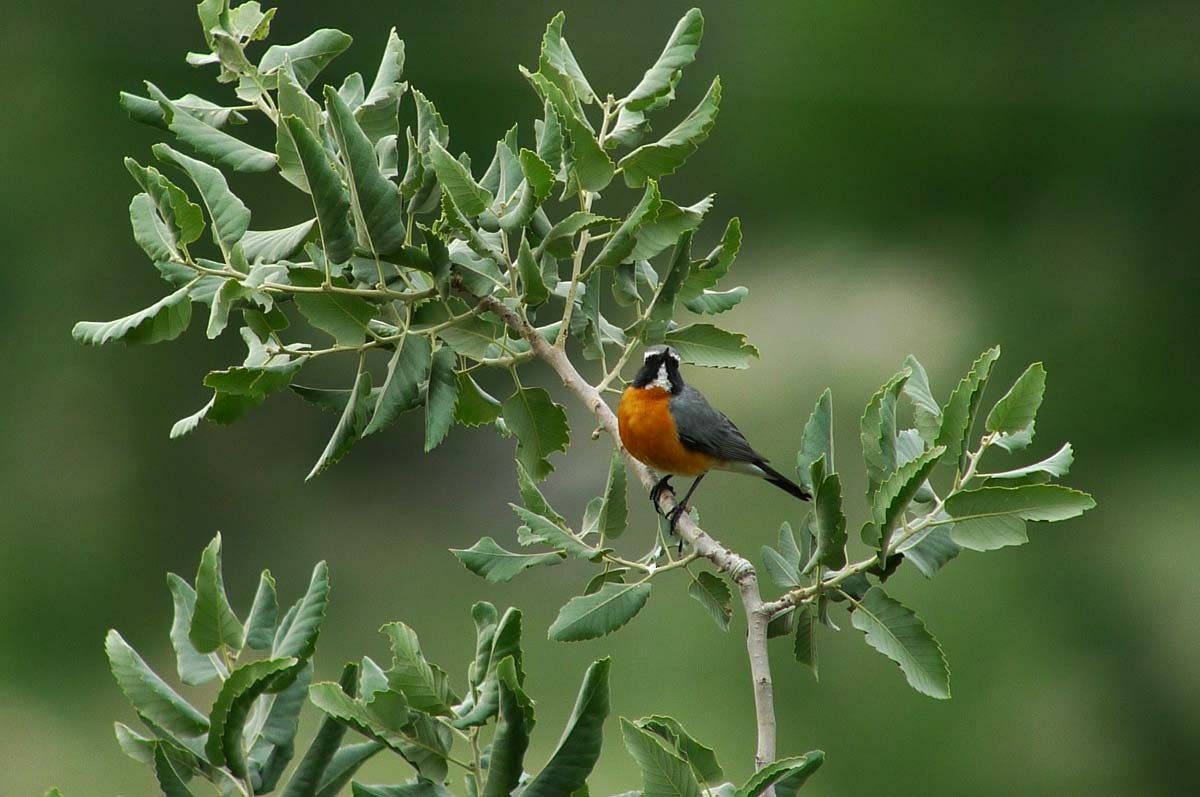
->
[[357, 29, 406, 143], [630, 195, 713, 262], [503, 386, 570, 481], [129, 192, 179, 262], [619, 77, 720, 187], [243, 569, 278, 651], [660, 324, 756, 370], [482, 657, 532, 797], [189, 533, 244, 653], [381, 622, 456, 715], [165, 574, 219, 686], [535, 210, 611, 259], [513, 505, 599, 560], [900, 526, 960, 578], [849, 587, 949, 699], [259, 29, 353, 88], [452, 537, 565, 583], [860, 367, 911, 500], [153, 143, 250, 257], [283, 114, 357, 264], [307, 682, 412, 752], [166, 101, 277, 172], [797, 388, 833, 495], [281, 663, 359, 797], [642, 231, 693, 340], [517, 235, 550, 306], [428, 138, 493, 216], [984, 442, 1074, 480], [945, 484, 1096, 551], [522, 658, 610, 796], [307, 370, 371, 480], [805, 463, 847, 571], [125, 158, 205, 246], [599, 449, 629, 539], [105, 630, 209, 738], [273, 560, 330, 661], [870, 446, 945, 550], [293, 288, 375, 346], [688, 571, 731, 631], [621, 718, 702, 797], [986, 362, 1046, 436], [793, 605, 818, 677], [536, 13, 595, 105], [622, 8, 704, 111], [683, 286, 747, 315], [365, 334, 431, 435], [593, 181, 661, 267], [206, 657, 298, 774], [935, 346, 1001, 468], [153, 744, 195, 797], [902, 355, 942, 445], [242, 219, 317, 264], [313, 741, 384, 797], [423, 346, 458, 451], [73, 286, 192, 346], [735, 751, 825, 797], [524, 69, 613, 193], [549, 583, 651, 642]]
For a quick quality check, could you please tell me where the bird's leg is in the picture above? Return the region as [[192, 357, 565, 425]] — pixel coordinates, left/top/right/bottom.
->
[[668, 473, 707, 534], [649, 475, 674, 515]]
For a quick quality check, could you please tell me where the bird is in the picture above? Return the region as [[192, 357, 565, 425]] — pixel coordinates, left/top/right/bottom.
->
[[617, 345, 811, 532]]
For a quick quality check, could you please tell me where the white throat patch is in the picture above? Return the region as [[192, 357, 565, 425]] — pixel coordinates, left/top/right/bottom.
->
[[650, 362, 673, 392]]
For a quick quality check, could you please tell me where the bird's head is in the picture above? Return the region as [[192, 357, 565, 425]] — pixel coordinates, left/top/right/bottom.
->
[[632, 345, 684, 394]]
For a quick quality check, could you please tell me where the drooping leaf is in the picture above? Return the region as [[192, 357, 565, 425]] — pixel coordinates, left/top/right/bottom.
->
[[521, 658, 610, 797], [735, 751, 825, 797], [423, 346, 458, 451], [166, 100, 277, 172], [242, 219, 317, 264], [619, 77, 721, 187], [664, 324, 757, 369], [622, 8, 705, 111], [548, 582, 651, 642], [189, 533, 244, 653], [105, 630, 209, 738], [73, 286, 192, 346], [381, 622, 456, 716], [849, 587, 950, 699], [259, 29, 353, 88], [945, 484, 1096, 551], [206, 656, 298, 775], [985, 362, 1046, 436], [515, 460, 566, 524], [599, 449, 629, 539], [452, 537, 566, 583], [365, 334, 432, 435], [688, 571, 732, 631], [306, 370, 371, 480], [153, 143, 250, 256], [793, 604, 818, 677], [503, 386, 570, 481], [592, 180, 661, 267], [984, 442, 1074, 480], [621, 718, 703, 797], [517, 235, 550, 306]]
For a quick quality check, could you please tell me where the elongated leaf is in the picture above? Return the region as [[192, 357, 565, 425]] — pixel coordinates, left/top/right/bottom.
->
[[452, 537, 566, 583], [129, 192, 178, 261], [259, 29, 353, 88], [294, 289, 375, 347], [901, 525, 961, 578], [153, 143, 250, 256], [165, 574, 220, 686], [524, 69, 614, 193], [324, 85, 407, 257], [535, 210, 611, 260], [73, 286, 192, 346], [599, 449, 629, 539], [623, 8, 705, 111], [986, 362, 1046, 435], [282, 663, 358, 797], [307, 370, 371, 480], [206, 657, 298, 774], [935, 346, 1001, 468], [621, 718, 702, 797], [353, 784, 453, 797], [515, 460, 566, 525], [536, 13, 595, 105], [454, 607, 524, 729], [635, 716, 723, 786], [793, 604, 818, 678], [513, 505, 599, 560], [683, 286, 747, 315], [313, 742, 384, 797], [871, 446, 945, 549], [849, 587, 949, 699], [517, 235, 549, 306], [424, 345, 458, 451], [167, 103, 276, 172], [664, 323, 757, 369], [105, 630, 209, 738], [482, 657, 532, 797], [631, 195, 713, 262], [984, 442, 1074, 480], [381, 622, 455, 715], [283, 115, 356, 264], [902, 355, 942, 445], [243, 569, 278, 651], [619, 77, 720, 187], [946, 484, 1096, 551], [735, 751, 825, 797], [365, 334, 431, 435], [125, 158, 204, 245], [688, 571, 732, 631], [153, 744, 195, 797], [242, 219, 317, 264], [307, 682, 411, 751], [805, 463, 846, 571], [273, 560, 330, 661], [428, 139, 493, 216], [357, 28, 406, 143], [503, 386, 570, 481], [522, 658, 610, 796], [548, 582, 651, 642], [454, 372, 502, 428], [592, 181, 661, 267], [189, 533, 244, 653], [860, 368, 911, 497], [797, 389, 833, 495]]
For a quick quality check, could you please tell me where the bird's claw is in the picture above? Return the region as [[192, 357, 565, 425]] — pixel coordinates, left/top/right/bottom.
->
[[649, 476, 675, 514], [667, 503, 688, 533]]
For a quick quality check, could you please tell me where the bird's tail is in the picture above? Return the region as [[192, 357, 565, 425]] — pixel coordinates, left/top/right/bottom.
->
[[757, 461, 812, 501]]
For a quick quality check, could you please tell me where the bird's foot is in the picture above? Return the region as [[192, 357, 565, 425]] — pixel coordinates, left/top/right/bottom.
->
[[667, 503, 689, 533], [649, 476, 674, 514]]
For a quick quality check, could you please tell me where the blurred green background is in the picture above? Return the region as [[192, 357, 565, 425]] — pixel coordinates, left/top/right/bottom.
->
[[3, 1, 1198, 794]]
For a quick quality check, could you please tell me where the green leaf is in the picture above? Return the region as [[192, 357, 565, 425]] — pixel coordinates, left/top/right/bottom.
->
[[688, 571, 731, 631], [517, 235, 550, 306], [166, 101, 276, 172], [307, 682, 412, 752], [797, 388, 834, 495], [901, 355, 942, 445], [535, 211, 611, 259], [520, 147, 556, 199], [189, 533, 244, 653], [735, 752, 825, 797], [945, 484, 1096, 551], [621, 718, 702, 797], [273, 560, 330, 661], [307, 369, 371, 480], [513, 505, 600, 560], [381, 622, 456, 716], [259, 29, 353, 88], [524, 69, 614, 193], [935, 346, 1001, 468], [622, 8, 704, 111], [805, 463, 847, 571], [635, 716, 723, 786], [599, 449, 629, 539], [365, 334, 431, 435], [522, 658, 610, 797], [242, 219, 317, 264], [293, 289, 375, 347], [165, 574, 219, 686], [995, 422, 1036, 452], [592, 181, 661, 267], [249, 662, 311, 787], [619, 77, 721, 187], [324, 85, 408, 257], [202, 360, 304, 399], [283, 115, 357, 264], [849, 587, 950, 699], [452, 537, 566, 583], [642, 232, 692, 342], [424, 346, 459, 451], [683, 286, 747, 315], [124, 158, 204, 245], [282, 663, 359, 797], [153, 143, 250, 256], [153, 744, 196, 797], [206, 657, 298, 774], [503, 386, 570, 481], [482, 657, 532, 797], [680, 216, 740, 303], [900, 526, 960, 578], [515, 460, 566, 524], [353, 784, 454, 797], [105, 629, 209, 738], [548, 582, 651, 642], [870, 446, 945, 549], [455, 373, 503, 427], [860, 367, 911, 498], [985, 362, 1046, 436], [73, 286, 192, 346], [357, 29, 406, 143], [129, 192, 179, 261], [313, 742, 384, 797], [984, 442, 1074, 480], [454, 608, 524, 728], [664, 324, 758, 369], [793, 604, 818, 677], [243, 569, 278, 651], [536, 13, 595, 105], [630, 196, 713, 262], [761, 545, 799, 589], [428, 139, 493, 217]]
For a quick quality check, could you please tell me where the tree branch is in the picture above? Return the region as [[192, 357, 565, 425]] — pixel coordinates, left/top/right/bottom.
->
[[476, 292, 779, 777]]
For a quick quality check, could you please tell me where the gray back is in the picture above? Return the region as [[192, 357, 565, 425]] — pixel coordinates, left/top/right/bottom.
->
[[670, 384, 764, 464]]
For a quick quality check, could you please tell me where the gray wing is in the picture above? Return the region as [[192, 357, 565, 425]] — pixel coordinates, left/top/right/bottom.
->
[[670, 385, 765, 463]]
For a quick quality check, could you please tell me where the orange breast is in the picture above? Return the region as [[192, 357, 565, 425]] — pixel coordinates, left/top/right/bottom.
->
[[618, 386, 716, 477]]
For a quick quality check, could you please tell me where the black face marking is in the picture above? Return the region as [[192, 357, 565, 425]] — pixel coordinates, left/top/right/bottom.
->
[[632, 346, 685, 393]]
